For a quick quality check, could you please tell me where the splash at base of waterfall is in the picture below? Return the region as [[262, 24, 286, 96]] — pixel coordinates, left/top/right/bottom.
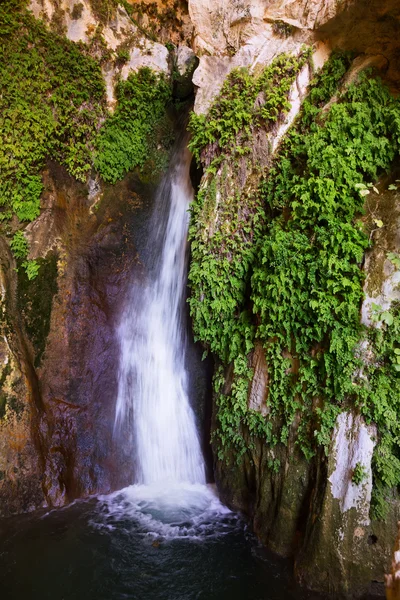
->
[[97, 482, 235, 540]]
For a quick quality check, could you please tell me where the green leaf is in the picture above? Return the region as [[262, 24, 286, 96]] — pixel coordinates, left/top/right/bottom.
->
[[381, 311, 394, 326]]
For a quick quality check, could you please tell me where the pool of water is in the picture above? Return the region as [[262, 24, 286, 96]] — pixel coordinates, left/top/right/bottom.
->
[[0, 482, 326, 600]]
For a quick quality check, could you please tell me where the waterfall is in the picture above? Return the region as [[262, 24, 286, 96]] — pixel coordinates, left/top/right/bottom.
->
[[114, 142, 206, 487]]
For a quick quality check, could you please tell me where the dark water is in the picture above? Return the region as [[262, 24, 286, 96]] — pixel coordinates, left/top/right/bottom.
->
[[0, 483, 325, 600]]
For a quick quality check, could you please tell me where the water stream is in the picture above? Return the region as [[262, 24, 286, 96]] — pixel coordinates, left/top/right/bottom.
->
[[114, 143, 205, 486]]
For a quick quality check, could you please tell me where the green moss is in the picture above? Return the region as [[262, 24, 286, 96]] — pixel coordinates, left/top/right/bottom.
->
[[88, 0, 118, 24], [17, 253, 58, 367], [71, 3, 84, 20]]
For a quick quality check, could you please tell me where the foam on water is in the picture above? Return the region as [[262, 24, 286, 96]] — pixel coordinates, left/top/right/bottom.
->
[[96, 483, 237, 541]]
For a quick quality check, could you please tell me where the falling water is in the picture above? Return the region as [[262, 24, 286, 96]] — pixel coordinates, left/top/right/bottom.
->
[[114, 141, 205, 486]]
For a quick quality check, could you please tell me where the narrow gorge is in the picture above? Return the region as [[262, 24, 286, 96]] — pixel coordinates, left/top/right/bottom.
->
[[1, 0, 400, 598]]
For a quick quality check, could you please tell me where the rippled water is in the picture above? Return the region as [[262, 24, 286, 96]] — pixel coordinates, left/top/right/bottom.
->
[[0, 483, 325, 600]]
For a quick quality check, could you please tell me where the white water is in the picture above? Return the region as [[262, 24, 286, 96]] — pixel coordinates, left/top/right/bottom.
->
[[114, 145, 206, 487]]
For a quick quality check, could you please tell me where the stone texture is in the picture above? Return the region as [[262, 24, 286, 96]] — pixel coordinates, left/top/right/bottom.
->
[[196, 6, 400, 592], [174, 45, 199, 98], [188, 0, 332, 113], [0, 160, 157, 514], [361, 184, 400, 327], [248, 342, 268, 416], [295, 413, 396, 596], [386, 524, 400, 600], [0, 238, 46, 516], [328, 413, 376, 521]]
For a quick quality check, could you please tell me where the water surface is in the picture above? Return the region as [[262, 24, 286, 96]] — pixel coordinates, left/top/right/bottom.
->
[[0, 483, 325, 600]]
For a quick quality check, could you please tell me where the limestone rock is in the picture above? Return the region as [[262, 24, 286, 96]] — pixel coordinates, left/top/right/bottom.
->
[[248, 343, 269, 416], [120, 42, 169, 81], [295, 412, 395, 595], [173, 45, 199, 98], [361, 186, 400, 327], [188, 0, 327, 114]]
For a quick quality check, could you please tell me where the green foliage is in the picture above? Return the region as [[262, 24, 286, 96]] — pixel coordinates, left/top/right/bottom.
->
[[272, 20, 293, 38], [88, 0, 118, 24], [387, 252, 400, 270], [250, 66, 400, 458], [10, 230, 40, 280], [22, 259, 40, 281], [115, 46, 130, 65], [188, 182, 263, 364], [94, 68, 172, 183], [352, 462, 368, 485], [0, 0, 107, 221], [10, 230, 40, 279], [188, 48, 400, 512], [188, 49, 311, 166], [188, 53, 311, 367], [10, 231, 28, 259]]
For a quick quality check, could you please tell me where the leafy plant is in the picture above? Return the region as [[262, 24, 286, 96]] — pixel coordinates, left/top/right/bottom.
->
[[189, 49, 311, 167], [352, 462, 368, 485], [22, 259, 40, 281], [10, 231, 28, 259], [387, 252, 400, 269], [370, 303, 393, 326], [94, 68, 172, 183], [0, 0, 107, 222], [188, 49, 400, 517], [10, 230, 40, 279]]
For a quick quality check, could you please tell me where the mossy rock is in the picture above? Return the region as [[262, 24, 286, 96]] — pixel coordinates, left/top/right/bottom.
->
[[17, 252, 58, 367]]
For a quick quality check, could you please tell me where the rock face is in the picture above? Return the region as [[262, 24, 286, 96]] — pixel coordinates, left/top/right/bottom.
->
[[296, 413, 388, 595], [386, 524, 400, 600], [188, 0, 400, 114], [185, 0, 400, 596], [2, 0, 400, 597], [0, 161, 141, 513], [188, 0, 342, 114]]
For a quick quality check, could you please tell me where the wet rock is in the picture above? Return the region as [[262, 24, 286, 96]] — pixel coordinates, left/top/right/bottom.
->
[[386, 523, 400, 600], [295, 412, 384, 596], [173, 45, 199, 99]]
